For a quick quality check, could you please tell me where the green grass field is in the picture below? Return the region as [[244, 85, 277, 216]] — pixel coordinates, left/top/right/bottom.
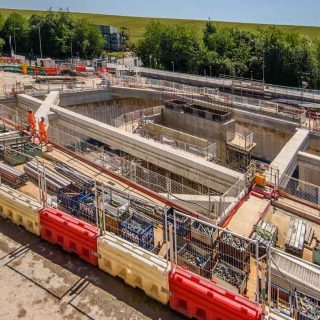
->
[[1, 8, 320, 42]]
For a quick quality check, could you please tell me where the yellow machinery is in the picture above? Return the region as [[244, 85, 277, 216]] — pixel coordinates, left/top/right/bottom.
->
[[21, 63, 27, 75], [254, 173, 267, 187]]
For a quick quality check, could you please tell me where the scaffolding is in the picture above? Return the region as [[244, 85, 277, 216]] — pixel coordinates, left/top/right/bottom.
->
[[226, 124, 256, 172]]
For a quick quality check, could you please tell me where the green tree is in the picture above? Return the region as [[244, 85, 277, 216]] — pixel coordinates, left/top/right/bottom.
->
[[28, 11, 75, 59], [259, 28, 316, 86], [28, 12, 104, 59], [72, 19, 105, 59], [0, 13, 5, 54], [137, 20, 205, 73], [136, 20, 166, 68], [1, 12, 29, 55]]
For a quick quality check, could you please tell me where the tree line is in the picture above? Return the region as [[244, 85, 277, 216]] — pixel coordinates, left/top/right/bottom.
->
[[136, 21, 320, 88], [0, 11, 105, 59]]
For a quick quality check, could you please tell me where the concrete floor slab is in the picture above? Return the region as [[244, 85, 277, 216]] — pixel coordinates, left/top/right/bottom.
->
[[7, 250, 81, 299], [71, 283, 150, 320], [227, 195, 269, 237]]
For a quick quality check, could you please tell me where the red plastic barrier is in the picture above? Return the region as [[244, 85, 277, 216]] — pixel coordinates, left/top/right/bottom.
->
[[40, 207, 98, 265], [75, 65, 86, 72], [98, 67, 108, 73], [44, 67, 59, 75], [169, 268, 262, 320]]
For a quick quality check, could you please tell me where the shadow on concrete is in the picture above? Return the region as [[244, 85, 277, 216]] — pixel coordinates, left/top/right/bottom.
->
[[0, 217, 185, 320]]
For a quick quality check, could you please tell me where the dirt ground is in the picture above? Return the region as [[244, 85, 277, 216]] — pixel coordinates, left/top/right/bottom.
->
[[0, 217, 184, 320]]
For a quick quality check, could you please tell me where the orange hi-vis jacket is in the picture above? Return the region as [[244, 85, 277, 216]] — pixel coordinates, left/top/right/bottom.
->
[[38, 120, 46, 133], [27, 112, 36, 126]]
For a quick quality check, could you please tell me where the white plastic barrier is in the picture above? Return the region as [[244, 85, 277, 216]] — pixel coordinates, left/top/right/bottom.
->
[[0, 184, 42, 235], [98, 233, 171, 304]]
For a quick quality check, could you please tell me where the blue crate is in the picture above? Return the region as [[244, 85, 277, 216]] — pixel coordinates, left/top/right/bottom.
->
[[77, 193, 97, 223], [165, 208, 191, 236], [57, 184, 85, 215], [120, 214, 154, 251]]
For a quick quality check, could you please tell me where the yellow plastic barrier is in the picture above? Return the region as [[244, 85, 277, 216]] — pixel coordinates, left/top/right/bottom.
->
[[0, 185, 42, 236], [98, 233, 171, 305]]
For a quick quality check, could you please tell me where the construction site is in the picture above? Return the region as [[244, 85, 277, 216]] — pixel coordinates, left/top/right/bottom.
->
[[0, 64, 320, 320]]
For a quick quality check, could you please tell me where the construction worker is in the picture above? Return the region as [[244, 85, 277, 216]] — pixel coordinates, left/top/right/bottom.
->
[[38, 117, 48, 144], [27, 109, 36, 136]]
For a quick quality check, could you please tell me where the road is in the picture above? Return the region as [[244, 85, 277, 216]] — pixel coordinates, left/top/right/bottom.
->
[[0, 217, 184, 320]]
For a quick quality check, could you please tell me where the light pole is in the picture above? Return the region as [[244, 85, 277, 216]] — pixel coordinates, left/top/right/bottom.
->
[[149, 54, 152, 69], [250, 70, 253, 80], [209, 65, 212, 77], [32, 25, 42, 58], [171, 61, 174, 73], [70, 37, 73, 61], [262, 49, 266, 84], [13, 27, 20, 55]]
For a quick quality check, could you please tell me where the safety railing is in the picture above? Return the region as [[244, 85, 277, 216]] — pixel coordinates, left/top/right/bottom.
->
[[227, 124, 254, 151], [138, 129, 217, 161], [0, 78, 102, 98], [280, 175, 320, 216], [219, 178, 246, 223], [112, 75, 306, 123], [112, 105, 163, 130]]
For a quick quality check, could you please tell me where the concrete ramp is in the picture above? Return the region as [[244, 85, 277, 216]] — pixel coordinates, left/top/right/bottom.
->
[[35, 91, 60, 129]]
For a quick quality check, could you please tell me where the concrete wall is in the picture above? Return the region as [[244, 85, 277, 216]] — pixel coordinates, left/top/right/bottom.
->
[[298, 151, 320, 186], [270, 128, 309, 187], [50, 105, 243, 193], [306, 135, 320, 157], [235, 111, 296, 162], [111, 86, 299, 163], [64, 97, 160, 125], [145, 122, 209, 148], [59, 89, 113, 107], [0, 96, 16, 108], [160, 108, 234, 163]]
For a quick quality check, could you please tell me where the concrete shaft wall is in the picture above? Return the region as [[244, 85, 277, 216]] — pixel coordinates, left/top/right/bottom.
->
[[160, 108, 234, 163], [298, 151, 320, 186], [59, 90, 113, 107], [270, 128, 309, 187], [236, 119, 293, 162], [64, 97, 160, 126], [306, 135, 320, 157], [50, 105, 242, 193], [111, 86, 299, 163]]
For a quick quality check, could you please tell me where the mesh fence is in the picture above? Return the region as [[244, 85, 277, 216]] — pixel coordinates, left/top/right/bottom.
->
[[48, 126, 246, 222], [165, 209, 260, 304], [48, 126, 222, 219], [283, 175, 320, 207], [0, 79, 100, 98]]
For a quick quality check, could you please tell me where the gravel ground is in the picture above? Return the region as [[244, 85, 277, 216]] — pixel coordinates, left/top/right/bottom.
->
[[0, 217, 184, 320]]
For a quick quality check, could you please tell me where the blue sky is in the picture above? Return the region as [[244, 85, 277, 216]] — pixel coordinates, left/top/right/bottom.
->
[[0, 0, 319, 26]]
